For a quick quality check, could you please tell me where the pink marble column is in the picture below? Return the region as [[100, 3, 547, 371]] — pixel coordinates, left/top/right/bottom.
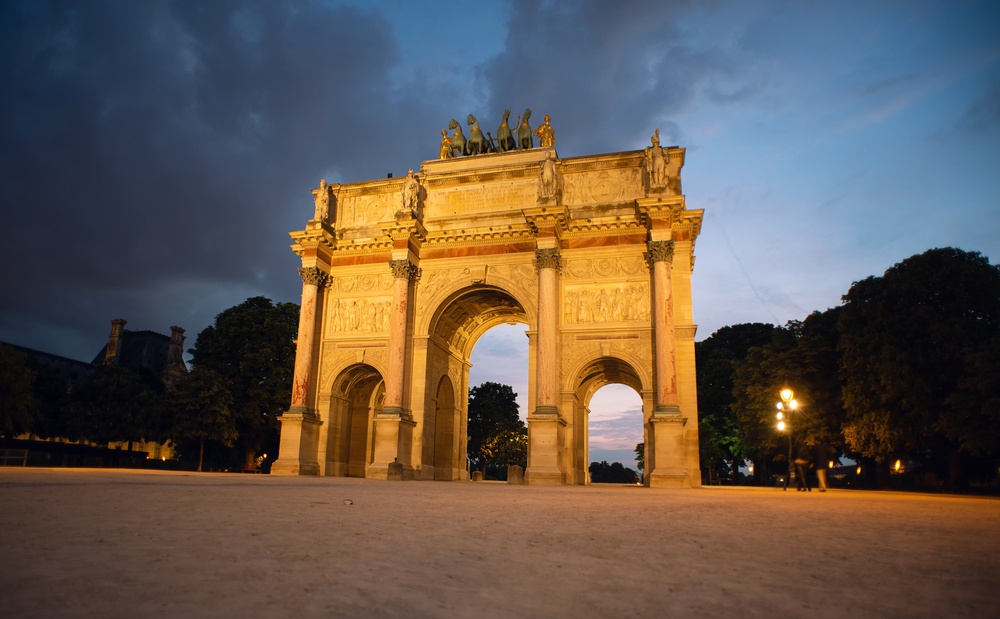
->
[[648, 240, 680, 414], [290, 267, 327, 412], [534, 248, 560, 414], [384, 258, 416, 414]]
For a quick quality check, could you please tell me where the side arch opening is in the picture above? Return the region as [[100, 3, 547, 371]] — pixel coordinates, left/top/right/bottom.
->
[[325, 364, 384, 477]]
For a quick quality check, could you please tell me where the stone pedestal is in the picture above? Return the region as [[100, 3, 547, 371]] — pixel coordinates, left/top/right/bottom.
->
[[507, 464, 525, 485], [367, 409, 416, 480], [271, 408, 322, 476], [525, 409, 566, 485], [647, 412, 689, 488]]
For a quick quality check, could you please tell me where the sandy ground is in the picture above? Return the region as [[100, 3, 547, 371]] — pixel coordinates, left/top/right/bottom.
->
[[1, 468, 998, 618]]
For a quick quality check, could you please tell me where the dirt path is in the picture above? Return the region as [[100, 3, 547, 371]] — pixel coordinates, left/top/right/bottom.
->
[[1, 468, 997, 618]]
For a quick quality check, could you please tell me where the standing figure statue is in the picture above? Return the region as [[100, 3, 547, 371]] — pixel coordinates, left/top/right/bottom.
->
[[312, 179, 331, 221], [533, 114, 555, 148], [646, 128, 666, 188], [402, 169, 420, 212], [539, 157, 557, 199], [439, 129, 452, 159], [447, 118, 468, 157], [495, 109, 516, 153], [517, 108, 534, 150]]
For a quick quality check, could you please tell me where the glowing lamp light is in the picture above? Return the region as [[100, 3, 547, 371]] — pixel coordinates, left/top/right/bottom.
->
[[856, 466, 862, 475], [776, 411, 784, 421], [780, 388, 793, 403], [894, 459, 902, 473], [777, 420, 786, 431]]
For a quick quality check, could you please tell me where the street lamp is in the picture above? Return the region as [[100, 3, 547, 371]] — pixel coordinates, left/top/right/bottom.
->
[[776, 388, 797, 491]]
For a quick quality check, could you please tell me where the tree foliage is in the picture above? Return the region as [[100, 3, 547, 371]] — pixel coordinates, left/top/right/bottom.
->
[[163, 368, 237, 472], [467, 382, 525, 473], [0, 344, 37, 438], [589, 460, 639, 484], [839, 248, 1000, 484], [68, 365, 165, 449], [189, 296, 298, 468], [729, 310, 847, 481], [696, 323, 776, 476]]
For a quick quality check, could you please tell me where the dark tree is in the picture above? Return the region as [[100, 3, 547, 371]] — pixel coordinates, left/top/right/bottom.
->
[[696, 323, 776, 481], [467, 382, 525, 474], [634, 442, 644, 476], [0, 344, 37, 438], [730, 310, 847, 484], [189, 297, 298, 470], [163, 368, 237, 472], [839, 248, 1000, 488], [69, 365, 164, 450], [589, 460, 639, 484]]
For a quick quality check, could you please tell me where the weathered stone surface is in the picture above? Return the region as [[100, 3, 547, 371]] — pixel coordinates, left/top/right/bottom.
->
[[275, 142, 704, 486]]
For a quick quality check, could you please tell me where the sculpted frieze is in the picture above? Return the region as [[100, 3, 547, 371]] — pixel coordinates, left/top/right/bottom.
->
[[338, 194, 390, 228], [564, 256, 646, 280], [426, 181, 536, 219], [563, 283, 650, 324], [562, 168, 642, 206], [331, 273, 393, 294], [327, 297, 391, 335]]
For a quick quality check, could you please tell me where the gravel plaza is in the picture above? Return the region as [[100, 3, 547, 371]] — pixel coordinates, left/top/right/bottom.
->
[[2, 467, 997, 618]]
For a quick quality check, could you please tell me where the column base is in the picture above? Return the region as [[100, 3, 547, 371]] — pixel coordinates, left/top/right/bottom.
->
[[646, 412, 690, 488], [271, 408, 322, 476], [526, 408, 566, 485]]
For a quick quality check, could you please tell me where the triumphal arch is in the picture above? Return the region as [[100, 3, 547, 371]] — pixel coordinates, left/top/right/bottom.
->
[[272, 117, 704, 487]]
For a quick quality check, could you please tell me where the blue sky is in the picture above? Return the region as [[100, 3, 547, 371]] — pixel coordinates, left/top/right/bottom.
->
[[2, 1, 998, 467]]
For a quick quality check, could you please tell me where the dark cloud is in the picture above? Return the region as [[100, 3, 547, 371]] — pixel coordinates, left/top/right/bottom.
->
[[477, 0, 740, 153], [0, 0, 449, 358]]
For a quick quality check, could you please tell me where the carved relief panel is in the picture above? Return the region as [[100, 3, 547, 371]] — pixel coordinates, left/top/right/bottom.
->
[[563, 283, 650, 325]]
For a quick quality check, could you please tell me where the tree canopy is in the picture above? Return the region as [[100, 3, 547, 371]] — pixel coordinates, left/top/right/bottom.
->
[[68, 365, 165, 450], [467, 381, 525, 475], [188, 296, 298, 469], [839, 248, 1000, 486], [163, 368, 237, 472], [0, 344, 37, 438]]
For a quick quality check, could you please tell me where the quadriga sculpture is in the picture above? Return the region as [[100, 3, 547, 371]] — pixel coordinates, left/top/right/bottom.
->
[[447, 118, 468, 157], [466, 114, 493, 155], [495, 109, 516, 153]]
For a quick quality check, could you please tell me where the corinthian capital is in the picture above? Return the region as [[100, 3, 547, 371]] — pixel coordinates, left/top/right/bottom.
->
[[389, 259, 418, 280], [298, 266, 329, 288], [646, 240, 675, 265], [535, 247, 561, 272]]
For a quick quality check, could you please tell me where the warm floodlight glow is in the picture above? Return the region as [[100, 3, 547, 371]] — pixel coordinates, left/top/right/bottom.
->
[[894, 459, 901, 472], [776, 411, 784, 420], [856, 466, 862, 475], [780, 388, 793, 403], [789, 399, 798, 410], [777, 420, 786, 431]]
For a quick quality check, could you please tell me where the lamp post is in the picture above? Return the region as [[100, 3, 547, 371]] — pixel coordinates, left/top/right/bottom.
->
[[776, 388, 797, 491]]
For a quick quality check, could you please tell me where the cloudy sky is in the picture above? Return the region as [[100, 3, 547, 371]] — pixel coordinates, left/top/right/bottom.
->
[[3, 1, 998, 467]]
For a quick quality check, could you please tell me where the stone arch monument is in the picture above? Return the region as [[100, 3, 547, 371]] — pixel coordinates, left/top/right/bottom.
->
[[272, 128, 704, 487]]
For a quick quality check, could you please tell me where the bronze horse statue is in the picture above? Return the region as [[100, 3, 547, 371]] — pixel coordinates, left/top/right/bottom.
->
[[517, 108, 533, 150], [495, 109, 516, 153], [466, 114, 493, 155], [447, 118, 468, 157]]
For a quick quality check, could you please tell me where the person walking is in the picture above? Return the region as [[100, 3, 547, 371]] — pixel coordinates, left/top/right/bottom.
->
[[812, 441, 830, 492], [793, 441, 812, 492]]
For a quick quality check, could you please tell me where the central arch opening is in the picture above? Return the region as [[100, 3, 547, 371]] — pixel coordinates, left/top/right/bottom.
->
[[423, 285, 530, 481]]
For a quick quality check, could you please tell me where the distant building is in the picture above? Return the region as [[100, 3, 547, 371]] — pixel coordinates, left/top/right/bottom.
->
[[6, 319, 189, 461], [91, 319, 188, 386]]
